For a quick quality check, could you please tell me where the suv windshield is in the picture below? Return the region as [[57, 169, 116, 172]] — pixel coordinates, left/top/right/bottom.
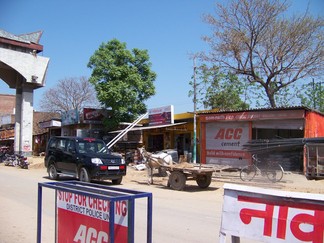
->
[[77, 140, 108, 154]]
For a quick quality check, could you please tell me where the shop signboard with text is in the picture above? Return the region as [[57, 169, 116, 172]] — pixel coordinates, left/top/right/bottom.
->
[[148, 105, 174, 126], [83, 108, 112, 124], [204, 121, 250, 166], [56, 190, 128, 243], [220, 184, 324, 243]]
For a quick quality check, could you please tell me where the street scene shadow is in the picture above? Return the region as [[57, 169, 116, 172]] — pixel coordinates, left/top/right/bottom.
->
[[212, 172, 291, 190], [43, 175, 76, 181], [130, 178, 221, 192]]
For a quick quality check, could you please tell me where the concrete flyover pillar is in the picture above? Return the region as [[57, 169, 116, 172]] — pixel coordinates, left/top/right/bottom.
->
[[0, 29, 50, 156], [14, 83, 34, 155]]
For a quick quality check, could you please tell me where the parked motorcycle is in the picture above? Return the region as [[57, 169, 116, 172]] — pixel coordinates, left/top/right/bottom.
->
[[4, 154, 17, 166], [4, 153, 29, 169], [17, 154, 29, 169], [0, 146, 10, 162]]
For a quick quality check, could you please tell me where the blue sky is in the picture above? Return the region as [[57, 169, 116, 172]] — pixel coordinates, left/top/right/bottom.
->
[[1, 0, 323, 114]]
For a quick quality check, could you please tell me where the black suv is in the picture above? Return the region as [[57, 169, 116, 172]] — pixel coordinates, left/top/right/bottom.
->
[[44, 136, 126, 184]]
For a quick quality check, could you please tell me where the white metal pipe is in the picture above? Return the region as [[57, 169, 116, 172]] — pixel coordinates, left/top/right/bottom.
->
[[107, 112, 148, 149], [107, 112, 147, 146]]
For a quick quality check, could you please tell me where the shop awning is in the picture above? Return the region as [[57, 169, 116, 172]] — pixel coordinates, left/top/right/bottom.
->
[[109, 122, 187, 133], [39, 119, 61, 128]]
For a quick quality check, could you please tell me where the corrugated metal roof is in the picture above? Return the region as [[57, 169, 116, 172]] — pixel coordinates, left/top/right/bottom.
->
[[197, 106, 324, 116]]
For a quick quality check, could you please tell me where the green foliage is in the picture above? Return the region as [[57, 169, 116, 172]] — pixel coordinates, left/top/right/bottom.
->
[[88, 39, 156, 130], [297, 80, 324, 112], [189, 63, 249, 111]]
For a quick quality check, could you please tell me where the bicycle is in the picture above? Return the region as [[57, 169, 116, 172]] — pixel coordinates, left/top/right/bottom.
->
[[240, 154, 284, 182]]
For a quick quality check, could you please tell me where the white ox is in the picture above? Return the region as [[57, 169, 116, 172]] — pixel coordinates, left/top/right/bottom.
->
[[138, 147, 174, 184]]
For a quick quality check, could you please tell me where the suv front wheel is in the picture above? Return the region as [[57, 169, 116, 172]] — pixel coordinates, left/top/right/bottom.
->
[[79, 167, 90, 182], [48, 163, 59, 180]]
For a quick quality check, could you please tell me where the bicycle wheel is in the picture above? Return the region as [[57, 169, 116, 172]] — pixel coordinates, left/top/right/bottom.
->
[[240, 165, 257, 181], [266, 163, 284, 182]]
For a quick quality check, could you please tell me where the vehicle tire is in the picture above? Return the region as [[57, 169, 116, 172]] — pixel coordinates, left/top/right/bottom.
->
[[48, 163, 59, 180], [168, 171, 186, 191], [79, 167, 90, 183], [305, 167, 315, 180], [112, 177, 123, 185], [306, 175, 314, 180], [196, 174, 212, 188], [22, 164, 28, 169], [13, 159, 18, 167], [240, 165, 256, 181], [266, 164, 284, 182]]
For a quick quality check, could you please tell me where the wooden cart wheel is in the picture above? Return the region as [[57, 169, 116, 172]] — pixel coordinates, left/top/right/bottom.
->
[[196, 174, 212, 188], [169, 171, 186, 191]]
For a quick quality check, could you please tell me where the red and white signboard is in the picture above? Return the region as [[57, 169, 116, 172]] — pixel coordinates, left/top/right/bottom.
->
[[56, 190, 128, 243], [148, 105, 174, 126], [220, 184, 324, 243], [83, 108, 112, 124], [204, 122, 250, 166], [200, 109, 305, 122]]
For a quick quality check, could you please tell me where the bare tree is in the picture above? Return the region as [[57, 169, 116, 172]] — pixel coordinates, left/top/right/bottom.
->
[[202, 0, 324, 107], [40, 76, 100, 112]]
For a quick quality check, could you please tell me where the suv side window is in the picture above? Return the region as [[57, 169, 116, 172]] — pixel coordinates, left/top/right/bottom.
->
[[58, 139, 66, 151], [77, 142, 86, 154], [66, 140, 76, 153], [49, 138, 58, 149]]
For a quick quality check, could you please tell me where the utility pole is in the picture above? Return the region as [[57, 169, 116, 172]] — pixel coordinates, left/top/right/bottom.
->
[[320, 82, 323, 111], [312, 78, 316, 109], [193, 57, 197, 164]]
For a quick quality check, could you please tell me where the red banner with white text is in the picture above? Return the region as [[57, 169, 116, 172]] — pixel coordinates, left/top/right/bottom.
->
[[56, 190, 128, 243]]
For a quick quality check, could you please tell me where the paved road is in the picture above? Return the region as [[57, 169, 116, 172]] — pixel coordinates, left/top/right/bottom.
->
[[0, 166, 55, 242], [0, 165, 225, 243], [0, 164, 323, 243]]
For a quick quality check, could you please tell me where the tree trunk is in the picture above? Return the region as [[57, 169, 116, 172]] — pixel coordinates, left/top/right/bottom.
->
[[268, 92, 276, 108]]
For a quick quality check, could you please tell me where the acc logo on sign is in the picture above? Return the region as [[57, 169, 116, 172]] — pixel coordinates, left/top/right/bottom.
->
[[74, 224, 108, 243], [215, 128, 243, 140]]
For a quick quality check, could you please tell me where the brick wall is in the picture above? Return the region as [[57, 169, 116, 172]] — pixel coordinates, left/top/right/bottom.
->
[[0, 94, 15, 115]]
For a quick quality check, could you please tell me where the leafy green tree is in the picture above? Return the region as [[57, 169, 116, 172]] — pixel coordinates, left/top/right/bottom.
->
[[88, 39, 156, 129], [298, 80, 324, 112], [203, 0, 324, 108], [189, 63, 249, 110]]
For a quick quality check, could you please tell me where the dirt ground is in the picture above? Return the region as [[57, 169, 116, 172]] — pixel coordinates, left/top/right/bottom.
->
[[28, 156, 324, 194]]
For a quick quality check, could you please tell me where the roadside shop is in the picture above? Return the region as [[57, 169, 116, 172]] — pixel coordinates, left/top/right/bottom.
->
[[113, 106, 199, 163], [199, 107, 324, 172]]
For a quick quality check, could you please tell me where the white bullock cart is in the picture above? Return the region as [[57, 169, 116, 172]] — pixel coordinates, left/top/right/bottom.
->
[[140, 148, 216, 191]]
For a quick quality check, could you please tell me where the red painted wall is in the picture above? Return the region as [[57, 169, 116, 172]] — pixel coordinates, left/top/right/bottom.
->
[[304, 111, 324, 137]]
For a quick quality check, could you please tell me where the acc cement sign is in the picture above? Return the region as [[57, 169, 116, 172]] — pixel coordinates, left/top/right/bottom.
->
[[204, 121, 250, 166]]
